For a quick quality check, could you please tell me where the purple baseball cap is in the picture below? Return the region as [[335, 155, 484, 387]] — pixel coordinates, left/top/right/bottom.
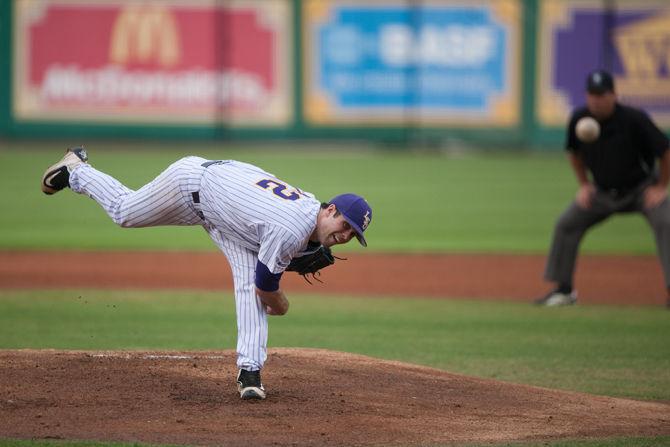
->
[[328, 193, 372, 247]]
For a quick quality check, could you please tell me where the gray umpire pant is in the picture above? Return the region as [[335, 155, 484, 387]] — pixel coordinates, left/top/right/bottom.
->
[[544, 182, 670, 290]]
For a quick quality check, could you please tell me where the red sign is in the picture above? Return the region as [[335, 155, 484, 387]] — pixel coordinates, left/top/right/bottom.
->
[[14, 0, 293, 125]]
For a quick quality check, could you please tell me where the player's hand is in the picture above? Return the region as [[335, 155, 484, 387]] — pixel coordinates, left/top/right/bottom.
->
[[576, 183, 595, 209], [257, 288, 289, 316], [643, 184, 668, 209]]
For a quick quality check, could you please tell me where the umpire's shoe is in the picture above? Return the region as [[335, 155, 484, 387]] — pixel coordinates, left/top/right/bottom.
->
[[237, 369, 266, 400], [41, 147, 88, 195], [534, 289, 577, 306]]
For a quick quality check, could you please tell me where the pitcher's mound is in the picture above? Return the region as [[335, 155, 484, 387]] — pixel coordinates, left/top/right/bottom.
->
[[1, 349, 668, 446]]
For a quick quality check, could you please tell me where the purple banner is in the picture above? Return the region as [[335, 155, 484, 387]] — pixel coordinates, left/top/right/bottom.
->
[[537, 1, 670, 128]]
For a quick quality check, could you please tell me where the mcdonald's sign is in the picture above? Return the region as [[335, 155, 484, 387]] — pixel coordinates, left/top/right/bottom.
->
[[13, 0, 293, 126]]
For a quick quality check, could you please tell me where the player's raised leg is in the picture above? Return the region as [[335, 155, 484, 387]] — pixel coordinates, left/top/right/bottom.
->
[[42, 148, 207, 228]]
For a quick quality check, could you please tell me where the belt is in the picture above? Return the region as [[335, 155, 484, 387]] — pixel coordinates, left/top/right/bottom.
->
[[191, 191, 205, 220], [601, 182, 646, 199], [604, 173, 656, 196], [192, 160, 229, 220], [604, 187, 632, 198]]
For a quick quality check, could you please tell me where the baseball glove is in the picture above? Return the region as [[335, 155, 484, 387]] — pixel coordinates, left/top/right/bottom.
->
[[286, 245, 340, 284]]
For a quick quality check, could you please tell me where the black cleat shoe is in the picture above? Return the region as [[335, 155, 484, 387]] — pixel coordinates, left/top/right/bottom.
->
[[41, 147, 88, 195], [236, 368, 266, 400]]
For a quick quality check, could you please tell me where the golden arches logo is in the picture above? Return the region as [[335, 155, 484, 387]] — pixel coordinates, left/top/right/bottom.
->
[[109, 5, 181, 67]]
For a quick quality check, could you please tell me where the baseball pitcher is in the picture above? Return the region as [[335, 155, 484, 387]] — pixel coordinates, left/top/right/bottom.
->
[[41, 149, 373, 399]]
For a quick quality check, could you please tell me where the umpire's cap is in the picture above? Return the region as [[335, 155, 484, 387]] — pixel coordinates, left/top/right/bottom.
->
[[328, 193, 372, 247], [586, 69, 615, 94]]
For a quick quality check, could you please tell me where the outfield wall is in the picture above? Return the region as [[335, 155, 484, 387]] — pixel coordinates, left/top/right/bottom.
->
[[1, 0, 669, 148]]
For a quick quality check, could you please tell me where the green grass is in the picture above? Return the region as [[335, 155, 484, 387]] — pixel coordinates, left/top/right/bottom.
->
[[1, 290, 668, 401], [0, 143, 658, 253]]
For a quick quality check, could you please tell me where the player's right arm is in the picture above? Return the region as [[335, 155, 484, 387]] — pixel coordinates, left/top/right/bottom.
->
[[565, 109, 594, 209], [256, 288, 289, 316], [255, 260, 289, 315], [568, 152, 594, 209]]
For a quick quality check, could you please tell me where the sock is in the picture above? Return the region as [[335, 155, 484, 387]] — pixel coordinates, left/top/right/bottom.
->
[[557, 284, 572, 294]]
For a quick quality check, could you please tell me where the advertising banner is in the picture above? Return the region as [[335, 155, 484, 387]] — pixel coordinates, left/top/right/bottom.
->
[[537, 0, 670, 128], [303, 0, 521, 127], [13, 0, 293, 126]]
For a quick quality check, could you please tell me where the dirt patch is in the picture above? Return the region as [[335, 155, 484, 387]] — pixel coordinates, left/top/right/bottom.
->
[[0, 251, 667, 306], [0, 349, 668, 447]]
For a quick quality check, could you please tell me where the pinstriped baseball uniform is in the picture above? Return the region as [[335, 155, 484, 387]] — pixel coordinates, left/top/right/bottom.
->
[[70, 156, 320, 371]]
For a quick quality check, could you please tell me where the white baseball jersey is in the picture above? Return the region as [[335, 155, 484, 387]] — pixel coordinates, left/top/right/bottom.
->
[[197, 160, 321, 273], [70, 156, 321, 371]]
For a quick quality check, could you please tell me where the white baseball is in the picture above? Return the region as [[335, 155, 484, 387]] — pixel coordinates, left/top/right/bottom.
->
[[575, 117, 600, 143]]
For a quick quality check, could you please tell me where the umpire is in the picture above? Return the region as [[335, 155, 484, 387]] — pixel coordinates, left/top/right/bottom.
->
[[536, 69, 670, 307]]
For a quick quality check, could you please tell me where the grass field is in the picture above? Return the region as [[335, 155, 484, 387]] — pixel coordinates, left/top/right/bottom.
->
[[0, 143, 658, 253], [1, 143, 668, 447]]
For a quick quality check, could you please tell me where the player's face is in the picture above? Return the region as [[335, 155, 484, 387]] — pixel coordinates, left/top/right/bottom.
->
[[318, 205, 357, 248], [586, 91, 616, 120]]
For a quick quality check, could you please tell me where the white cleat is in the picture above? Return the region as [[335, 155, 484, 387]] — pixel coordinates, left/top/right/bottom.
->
[[41, 147, 88, 195], [535, 290, 578, 306]]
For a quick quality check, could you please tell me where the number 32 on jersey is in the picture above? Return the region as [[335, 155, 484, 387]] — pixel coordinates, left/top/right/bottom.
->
[[256, 179, 303, 201]]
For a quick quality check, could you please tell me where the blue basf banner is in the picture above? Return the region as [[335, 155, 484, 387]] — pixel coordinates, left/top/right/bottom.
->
[[303, 0, 520, 126]]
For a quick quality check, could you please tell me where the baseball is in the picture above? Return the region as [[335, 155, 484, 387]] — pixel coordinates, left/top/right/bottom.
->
[[575, 117, 600, 143]]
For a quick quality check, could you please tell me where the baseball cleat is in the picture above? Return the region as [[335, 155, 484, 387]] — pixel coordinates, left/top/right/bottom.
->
[[41, 146, 88, 195], [236, 368, 266, 400], [534, 289, 577, 306]]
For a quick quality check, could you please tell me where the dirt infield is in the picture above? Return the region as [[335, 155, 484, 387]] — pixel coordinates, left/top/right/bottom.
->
[[1, 251, 669, 446], [1, 349, 669, 447], [0, 251, 667, 306]]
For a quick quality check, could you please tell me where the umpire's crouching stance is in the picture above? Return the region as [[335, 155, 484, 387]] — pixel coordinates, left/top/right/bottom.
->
[[537, 69, 670, 308]]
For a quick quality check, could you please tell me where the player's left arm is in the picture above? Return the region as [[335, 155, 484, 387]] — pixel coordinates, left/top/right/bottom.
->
[[636, 110, 670, 209], [644, 149, 670, 209], [657, 149, 670, 189]]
